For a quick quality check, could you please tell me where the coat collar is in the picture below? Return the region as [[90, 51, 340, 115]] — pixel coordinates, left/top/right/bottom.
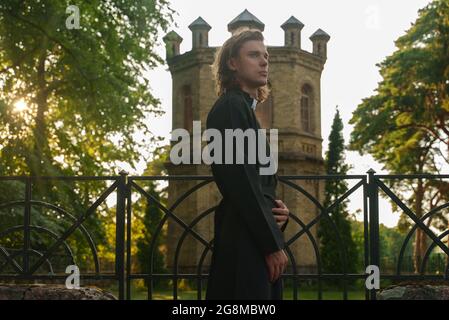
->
[[229, 87, 258, 111]]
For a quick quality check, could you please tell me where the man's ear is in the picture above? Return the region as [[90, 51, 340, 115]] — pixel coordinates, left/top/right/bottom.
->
[[227, 58, 237, 71]]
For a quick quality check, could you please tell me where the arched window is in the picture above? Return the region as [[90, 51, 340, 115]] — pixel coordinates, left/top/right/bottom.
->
[[182, 85, 193, 132], [172, 44, 176, 55], [300, 84, 313, 132], [290, 32, 294, 45], [199, 33, 203, 46]]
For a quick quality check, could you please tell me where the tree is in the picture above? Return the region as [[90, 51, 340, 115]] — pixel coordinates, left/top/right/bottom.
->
[[136, 145, 169, 289], [348, 0, 449, 273], [0, 0, 174, 176], [351, 220, 415, 273], [0, 0, 176, 268], [318, 107, 359, 283]]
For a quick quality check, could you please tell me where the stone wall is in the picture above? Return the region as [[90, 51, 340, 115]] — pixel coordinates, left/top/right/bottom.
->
[[0, 284, 116, 300], [378, 283, 449, 300]]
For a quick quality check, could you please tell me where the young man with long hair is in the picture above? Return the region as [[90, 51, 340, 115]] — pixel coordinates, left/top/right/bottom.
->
[[205, 29, 290, 300]]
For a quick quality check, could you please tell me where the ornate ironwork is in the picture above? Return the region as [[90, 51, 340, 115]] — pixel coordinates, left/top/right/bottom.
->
[[0, 170, 448, 300]]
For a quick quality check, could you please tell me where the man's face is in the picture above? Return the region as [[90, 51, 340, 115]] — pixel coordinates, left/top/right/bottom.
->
[[228, 40, 269, 88]]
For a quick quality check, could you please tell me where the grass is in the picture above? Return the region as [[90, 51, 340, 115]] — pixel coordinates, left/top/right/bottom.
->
[[107, 284, 367, 300]]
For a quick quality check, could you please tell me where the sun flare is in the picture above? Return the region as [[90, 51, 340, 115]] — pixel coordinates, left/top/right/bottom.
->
[[13, 99, 27, 112]]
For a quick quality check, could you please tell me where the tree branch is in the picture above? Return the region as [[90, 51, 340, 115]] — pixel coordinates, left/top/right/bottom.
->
[[5, 10, 90, 82]]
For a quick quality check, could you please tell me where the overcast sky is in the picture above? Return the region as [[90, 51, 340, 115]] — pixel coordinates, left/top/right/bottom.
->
[[138, 0, 438, 227]]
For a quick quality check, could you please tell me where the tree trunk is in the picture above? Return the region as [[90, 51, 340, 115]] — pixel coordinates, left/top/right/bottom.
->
[[27, 37, 51, 201], [413, 178, 426, 273]]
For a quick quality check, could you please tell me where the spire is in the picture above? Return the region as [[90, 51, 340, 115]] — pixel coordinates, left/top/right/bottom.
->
[[188, 16, 211, 31], [227, 9, 264, 34], [281, 16, 304, 30], [310, 28, 330, 41]]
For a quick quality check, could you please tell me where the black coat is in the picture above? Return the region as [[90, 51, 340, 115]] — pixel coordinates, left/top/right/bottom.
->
[[205, 87, 288, 300]]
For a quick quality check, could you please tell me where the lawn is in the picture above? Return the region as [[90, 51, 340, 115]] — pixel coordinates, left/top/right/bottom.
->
[[108, 284, 367, 300]]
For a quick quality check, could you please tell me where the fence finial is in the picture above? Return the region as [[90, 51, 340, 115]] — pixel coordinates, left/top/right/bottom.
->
[[118, 169, 128, 176]]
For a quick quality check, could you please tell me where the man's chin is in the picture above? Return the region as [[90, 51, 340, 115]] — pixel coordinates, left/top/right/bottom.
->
[[252, 79, 267, 87]]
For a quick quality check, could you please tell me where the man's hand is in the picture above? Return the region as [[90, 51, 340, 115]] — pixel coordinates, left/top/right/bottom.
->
[[272, 199, 289, 229], [265, 249, 288, 283]]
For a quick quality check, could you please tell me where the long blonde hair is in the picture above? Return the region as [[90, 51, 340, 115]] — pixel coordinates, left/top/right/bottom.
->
[[212, 29, 270, 103]]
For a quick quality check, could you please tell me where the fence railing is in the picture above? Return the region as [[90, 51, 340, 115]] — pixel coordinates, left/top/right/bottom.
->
[[0, 169, 448, 300]]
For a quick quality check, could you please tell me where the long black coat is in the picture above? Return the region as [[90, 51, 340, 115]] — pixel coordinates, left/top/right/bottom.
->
[[205, 87, 288, 300]]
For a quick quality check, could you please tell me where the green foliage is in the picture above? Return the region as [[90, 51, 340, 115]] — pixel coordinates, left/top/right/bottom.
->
[[318, 108, 359, 279], [350, 220, 414, 271], [136, 180, 167, 287], [0, 0, 175, 176], [349, 0, 449, 170], [136, 145, 169, 288], [0, 1, 176, 271], [348, 0, 449, 271]]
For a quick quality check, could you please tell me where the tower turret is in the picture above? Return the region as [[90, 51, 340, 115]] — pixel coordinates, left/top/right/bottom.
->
[[162, 31, 183, 59], [310, 28, 330, 59], [188, 16, 212, 49], [281, 16, 304, 49]]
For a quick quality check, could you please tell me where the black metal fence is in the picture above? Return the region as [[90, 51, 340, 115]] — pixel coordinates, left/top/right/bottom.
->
[[0, 170, 448, 300]]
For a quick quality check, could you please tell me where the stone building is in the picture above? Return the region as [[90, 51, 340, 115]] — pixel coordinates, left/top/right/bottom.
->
[[162, 9, 329, 275]]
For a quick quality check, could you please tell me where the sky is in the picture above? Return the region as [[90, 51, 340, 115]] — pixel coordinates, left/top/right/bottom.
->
[[137, 0, 440, 228]]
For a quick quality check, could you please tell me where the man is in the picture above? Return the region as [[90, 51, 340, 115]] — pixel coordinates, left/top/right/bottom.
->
[[205, 29, 290, 300]]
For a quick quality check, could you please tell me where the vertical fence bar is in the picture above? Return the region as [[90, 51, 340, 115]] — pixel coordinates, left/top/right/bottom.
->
[[115, 171, 128, 300], [126, 179, 132, 300], [363, 176, 370, 300], [367, 169, 380, 300], [23, 177, 32, 275]]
